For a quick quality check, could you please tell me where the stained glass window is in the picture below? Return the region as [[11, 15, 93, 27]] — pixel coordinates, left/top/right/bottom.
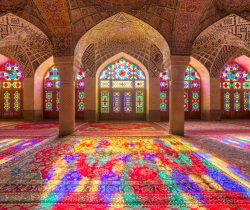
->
[[220, 62, 250, 116], [44, 66, 60, 114], [124, 90, 133, 113], [0, 60, 23, 118], [160, 66, 201, 118], [184, 67, 201, 113], [101, 90, 109, 113], [136, 90, 144, 113], [100, 57, 145, 89], [76, 70, 85, 112], [112, 91, 121, 113], [99, 57, 145, 116], [44, 67, 86, 118], [160, 69, 169, 112]]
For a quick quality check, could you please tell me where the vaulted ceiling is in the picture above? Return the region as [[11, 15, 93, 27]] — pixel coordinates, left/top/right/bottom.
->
[[0, 0, 249, 77]]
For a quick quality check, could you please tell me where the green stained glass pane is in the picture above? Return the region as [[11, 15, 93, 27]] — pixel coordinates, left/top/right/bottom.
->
[[101, 90, 109, 113], [13, 91, 21, 112], [136, 90, 144, 113], [78, 91, 85, 112], [3, 91, 11, 112], [160, 90, 167, 112], [45, 91, 53, 111], [224, 92, 231, 112], [234, 92, 240, 111], [192, 91, 200, 112]]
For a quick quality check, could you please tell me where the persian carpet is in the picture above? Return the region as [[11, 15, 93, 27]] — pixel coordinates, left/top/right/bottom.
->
[[0, 136, 56, 167], [74, 122, 169, 136], [183, 134, 250, 179], [0, 136, 249, 209], [0, 121, 23, 128]]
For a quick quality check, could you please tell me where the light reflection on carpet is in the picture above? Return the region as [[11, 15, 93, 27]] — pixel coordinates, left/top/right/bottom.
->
[[210, 135, 250, 150], [0, 137, 51, 165], [0, 136, 249, 209]]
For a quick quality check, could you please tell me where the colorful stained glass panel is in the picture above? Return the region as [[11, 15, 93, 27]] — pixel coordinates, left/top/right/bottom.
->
[[100, 80, 111, 88], [192, 91, 200, 112], [101, 91, 109, 113], [45, 91, 53, 112], [112, 91, 121, 113], [134, 80, 145, 88], [160, 90, 167, 111], [124, 90, 133, 113], [78, 91, 85, 112], [234, 92, 241, 111], [184, 90, 189, 112], [136, 90, 144, 113], [224, 92, 231, 112], [112, 81, 133, 88], [13, 91, 21, 112], [3, 91, 10, 112], [244, 91, 250, 111]]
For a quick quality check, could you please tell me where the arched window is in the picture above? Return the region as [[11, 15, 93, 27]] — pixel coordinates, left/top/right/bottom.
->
[[160, 69, 169, 120], [0, 60, 23, 118], [43, 66, 85, 119], [76, 69, 85, 119], [160, 66, 201, 119], [99, 57, 146, 120], [43, 66, 60, 118], [220, 62, 250, 118], [184, 66, 201, 119]]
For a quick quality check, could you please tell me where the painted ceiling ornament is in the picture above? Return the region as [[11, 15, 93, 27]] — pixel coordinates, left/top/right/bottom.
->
[[215, 0, 250, 12], [0, 0, 27, 11], [89, 0, 147, 11]]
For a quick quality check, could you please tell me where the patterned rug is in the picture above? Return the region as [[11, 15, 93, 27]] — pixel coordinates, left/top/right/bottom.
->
[[74, 122, 169, 136], [0, 121, 23, 128], [183, 134, 250, 179], [157, 121, 250, 135], [0, 136, 249, 209], [0, 136, 56, 167]]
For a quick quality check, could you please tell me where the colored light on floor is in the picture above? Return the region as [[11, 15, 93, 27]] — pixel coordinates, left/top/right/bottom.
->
[[29, 136, 250, 209]]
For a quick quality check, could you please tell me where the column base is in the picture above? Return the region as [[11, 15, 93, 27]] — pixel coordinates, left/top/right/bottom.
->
[[169, 129, 184, 136], [210, 110, 221, 121], [84, 110, 97, 122], [59, 127, 75, 137], [148, 110, 160, 122], [23, 110, 43, 121]]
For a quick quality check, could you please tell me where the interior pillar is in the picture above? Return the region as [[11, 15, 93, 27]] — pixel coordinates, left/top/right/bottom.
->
[[210, 78, 221, 120], [23, 78, 43, 121], [169, 56, 190, 136], [84, 76, 97, 122], [148, 77, 160, 122], [54, 56, 75, 137]]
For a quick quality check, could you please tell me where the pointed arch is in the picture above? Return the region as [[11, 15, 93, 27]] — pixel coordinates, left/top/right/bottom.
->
[[74, 12, 170, 70], [95, 52, 150, 120]]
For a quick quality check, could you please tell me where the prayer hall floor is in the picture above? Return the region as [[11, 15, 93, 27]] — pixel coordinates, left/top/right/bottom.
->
[[0, 120, 249, 209]]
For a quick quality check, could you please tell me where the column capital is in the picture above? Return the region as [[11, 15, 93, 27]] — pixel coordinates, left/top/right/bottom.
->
[[171, 55, 190, 67], [54, 56, 76, 69], [170, 55, 191, 81]]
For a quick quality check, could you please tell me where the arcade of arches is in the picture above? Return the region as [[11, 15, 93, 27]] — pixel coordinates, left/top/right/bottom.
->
[[0, 2, 250, 209]]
